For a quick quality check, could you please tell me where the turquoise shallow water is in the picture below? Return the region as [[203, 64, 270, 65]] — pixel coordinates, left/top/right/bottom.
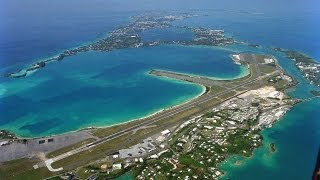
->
[[219, 97, 320, 179], [0, 45, 248, 137], [116, 171, 134, 180], [1, 3, 319, 179], [180, 14, 320, 179], [218, 46, 320, 179]]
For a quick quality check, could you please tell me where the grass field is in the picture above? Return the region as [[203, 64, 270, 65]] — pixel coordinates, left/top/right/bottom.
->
[[48, 138, 96, 158], [0, 158, 53, 180]]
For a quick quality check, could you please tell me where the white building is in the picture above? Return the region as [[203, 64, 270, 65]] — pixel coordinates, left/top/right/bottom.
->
[[0, 141, 9, 146], [268, 91, 280, 98], [161, 129, 171, 136], [264, 58, 274, 64], [204, 126, 214, 130], [112, 163, 122, 170], [156, 135, 166, 142]]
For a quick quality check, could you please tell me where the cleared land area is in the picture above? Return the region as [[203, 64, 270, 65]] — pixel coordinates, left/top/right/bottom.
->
[[0, 131, 93, 162]]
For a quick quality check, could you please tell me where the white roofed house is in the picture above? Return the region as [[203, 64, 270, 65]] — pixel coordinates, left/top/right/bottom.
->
[[112, 163, 122, 170], [0, 140, 9, 146], [268, 91, 281, 99], [161, 129, 171, 136], [264, 58, 275, 64]]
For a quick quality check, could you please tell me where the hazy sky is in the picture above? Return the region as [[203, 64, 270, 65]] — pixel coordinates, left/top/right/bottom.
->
[[0, 0, 319, 63], [1, 0, 319, 14]]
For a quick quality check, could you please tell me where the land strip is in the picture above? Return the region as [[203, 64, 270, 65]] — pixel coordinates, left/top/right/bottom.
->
[[0, 53, 293, 179], [0, 131, 94, 162], [45, 54, 280, 169]]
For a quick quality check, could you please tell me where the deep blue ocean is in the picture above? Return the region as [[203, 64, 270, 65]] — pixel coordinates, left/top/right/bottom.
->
[[0, 0, 319, 179]]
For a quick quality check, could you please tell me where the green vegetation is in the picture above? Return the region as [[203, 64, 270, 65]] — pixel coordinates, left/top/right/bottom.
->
[[48, 138, 96, 158], [268, 75, 296, 91], [259, 63, 277, 74], [51, 105, 202, 172], [0, 130, 17, 139], [1, 52, 286, 180], [179, 154, 205, 168], [198, 98, 221, 109], [268, 75, 282, 83], [270, 143, 276, 153], [204, 111, 216, 118], [134, 101, 273, 179], [77, 162, 132, 180], [208, 85, 227, 94], [47, 176, 64, 180], [0, 158, 53, 180], [226, 129, 261, 157], [273, 48, 316, 63], [218, 91, 237, 100], [92, 119, 145, 138], [310, 90, 320, 97], [284, 51, 316, 63], [99, 168, 131, 179], [52, 125, 161, 170]]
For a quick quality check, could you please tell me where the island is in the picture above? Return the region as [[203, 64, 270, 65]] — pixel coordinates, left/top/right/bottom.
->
[[310, 90, 320, 97], [4, 11, 318, 93], [273, 48, 320, 87], [269, 143, 276, 153], [0, 53, 299, 180], [3, 13, 234, 79]]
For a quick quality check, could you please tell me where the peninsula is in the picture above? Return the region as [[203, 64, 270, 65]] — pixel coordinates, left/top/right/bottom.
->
[[0, 53, 298, 179], [3, 13, 234, 79], [273, 48, 320, 87]]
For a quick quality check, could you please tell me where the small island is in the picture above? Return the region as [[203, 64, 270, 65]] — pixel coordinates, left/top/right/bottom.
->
[[248, 44, 260, 48], [310, 90, 320, 97], [269, 143, 276, 153]]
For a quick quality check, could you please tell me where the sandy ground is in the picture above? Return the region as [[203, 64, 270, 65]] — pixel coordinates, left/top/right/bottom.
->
[[239, 86, 284, 100]]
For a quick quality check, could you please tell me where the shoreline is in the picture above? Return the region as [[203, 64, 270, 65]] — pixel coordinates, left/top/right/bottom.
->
[[2, 63, 249, 139], [1, 51, 302, 179], [124, 80, 299, 179], [87, 79, 207, 132], [1, 76, 207, 139], [217, 93, 301, 180], [163, 44, 251, 81], [152, 66, 250, 81]]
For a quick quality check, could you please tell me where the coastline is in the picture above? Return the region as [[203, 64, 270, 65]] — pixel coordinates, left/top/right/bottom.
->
[[124, 64, 298, 179], [2, 62, 250, 139], [217, 123, 279, 179], [2, 75, 206, 139], [163, 44, 251, 80], [1, 8, 319, 180], [152, 65, 250, 81], [75, 62, 251, 134], [1, 50, 306, 179], [0, 43, 251, 138], [86, 77, 207, 133], [217, 83, 301, 179]]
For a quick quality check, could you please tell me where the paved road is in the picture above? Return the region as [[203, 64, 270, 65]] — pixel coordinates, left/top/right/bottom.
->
[[43, 69, 280, 171], [0, 131, 93, 163]]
